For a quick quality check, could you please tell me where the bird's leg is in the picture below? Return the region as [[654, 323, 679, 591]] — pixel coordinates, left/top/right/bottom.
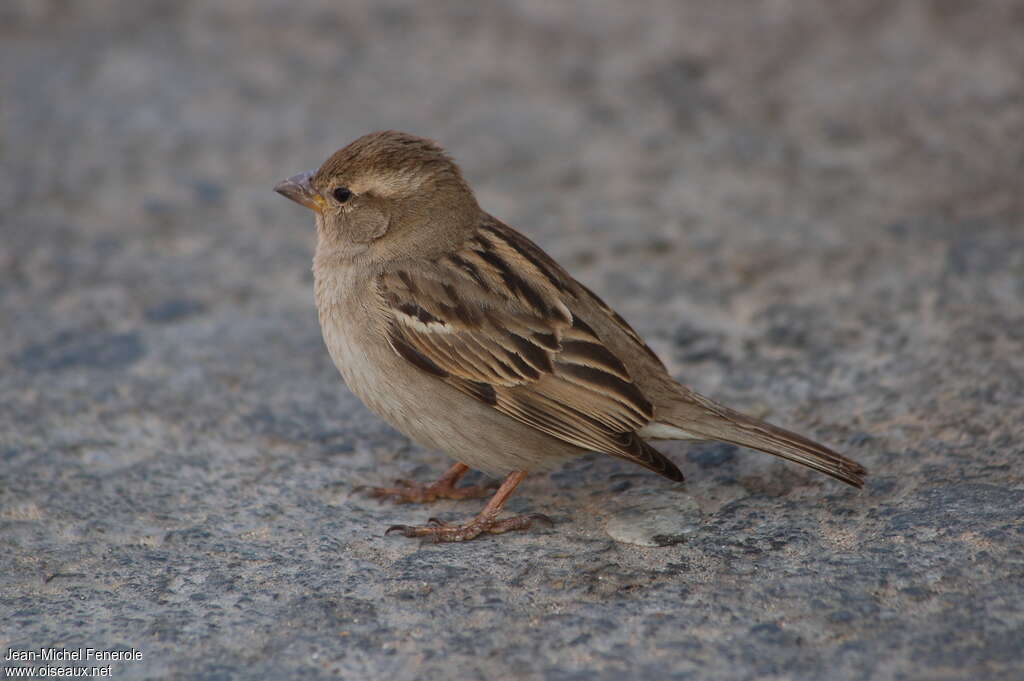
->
[[385, 471, 552, 542], [366, 462, 498, 504]]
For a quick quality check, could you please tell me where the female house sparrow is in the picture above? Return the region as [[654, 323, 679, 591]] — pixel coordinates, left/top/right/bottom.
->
[[275, 131, 865, 542]]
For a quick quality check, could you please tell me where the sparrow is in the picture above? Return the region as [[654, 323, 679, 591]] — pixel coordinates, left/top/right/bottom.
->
[[274, 131, 866, 542]]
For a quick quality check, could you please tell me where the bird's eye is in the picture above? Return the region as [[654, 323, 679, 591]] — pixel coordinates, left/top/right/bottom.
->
[[332, 187, 353, 203]]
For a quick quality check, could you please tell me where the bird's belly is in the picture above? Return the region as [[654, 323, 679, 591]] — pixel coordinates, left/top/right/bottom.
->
[[318, 302, 582, 478]]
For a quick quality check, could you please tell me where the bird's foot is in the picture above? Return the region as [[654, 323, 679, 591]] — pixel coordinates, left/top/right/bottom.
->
[[385, 513, 553, 543], [365, 477, 498, 505], [361, 461, 497, 504]]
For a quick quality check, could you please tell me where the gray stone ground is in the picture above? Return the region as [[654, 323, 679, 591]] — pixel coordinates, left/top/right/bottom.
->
[[2, 2, 1023, 680]]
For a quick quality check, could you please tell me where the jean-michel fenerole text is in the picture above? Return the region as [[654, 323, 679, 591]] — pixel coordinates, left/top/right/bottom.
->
[[5, 647, 142, 662]]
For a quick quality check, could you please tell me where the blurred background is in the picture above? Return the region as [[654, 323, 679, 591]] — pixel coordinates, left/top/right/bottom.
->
[[2, 2, 1023, 680]]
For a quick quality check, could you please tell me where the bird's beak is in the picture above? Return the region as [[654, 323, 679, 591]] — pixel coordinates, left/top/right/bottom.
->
[[274, 170, 325, 213]]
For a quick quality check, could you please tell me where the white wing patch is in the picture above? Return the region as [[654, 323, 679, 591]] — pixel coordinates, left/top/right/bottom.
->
[[638, 423, 704, 440]]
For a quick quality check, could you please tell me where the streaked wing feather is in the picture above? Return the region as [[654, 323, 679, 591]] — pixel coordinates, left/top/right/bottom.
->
[[378, 219, 682, 480]]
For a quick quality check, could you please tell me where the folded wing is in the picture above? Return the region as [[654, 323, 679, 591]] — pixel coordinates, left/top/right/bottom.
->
[[378, 222, 683, 480]]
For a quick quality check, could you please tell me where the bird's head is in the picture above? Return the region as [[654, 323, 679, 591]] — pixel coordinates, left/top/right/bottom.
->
[[275, 131, 480, 260]]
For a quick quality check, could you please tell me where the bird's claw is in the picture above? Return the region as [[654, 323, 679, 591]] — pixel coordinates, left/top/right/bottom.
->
[[382, 512, 552, 542], [363, 478, 498, 505]]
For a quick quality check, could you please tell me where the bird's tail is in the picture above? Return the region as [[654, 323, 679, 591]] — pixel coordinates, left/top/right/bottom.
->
[[658, 395, 866, 487]]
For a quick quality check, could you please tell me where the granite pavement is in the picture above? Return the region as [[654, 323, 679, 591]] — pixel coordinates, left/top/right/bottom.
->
[[2, 2, 1023, 679]]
